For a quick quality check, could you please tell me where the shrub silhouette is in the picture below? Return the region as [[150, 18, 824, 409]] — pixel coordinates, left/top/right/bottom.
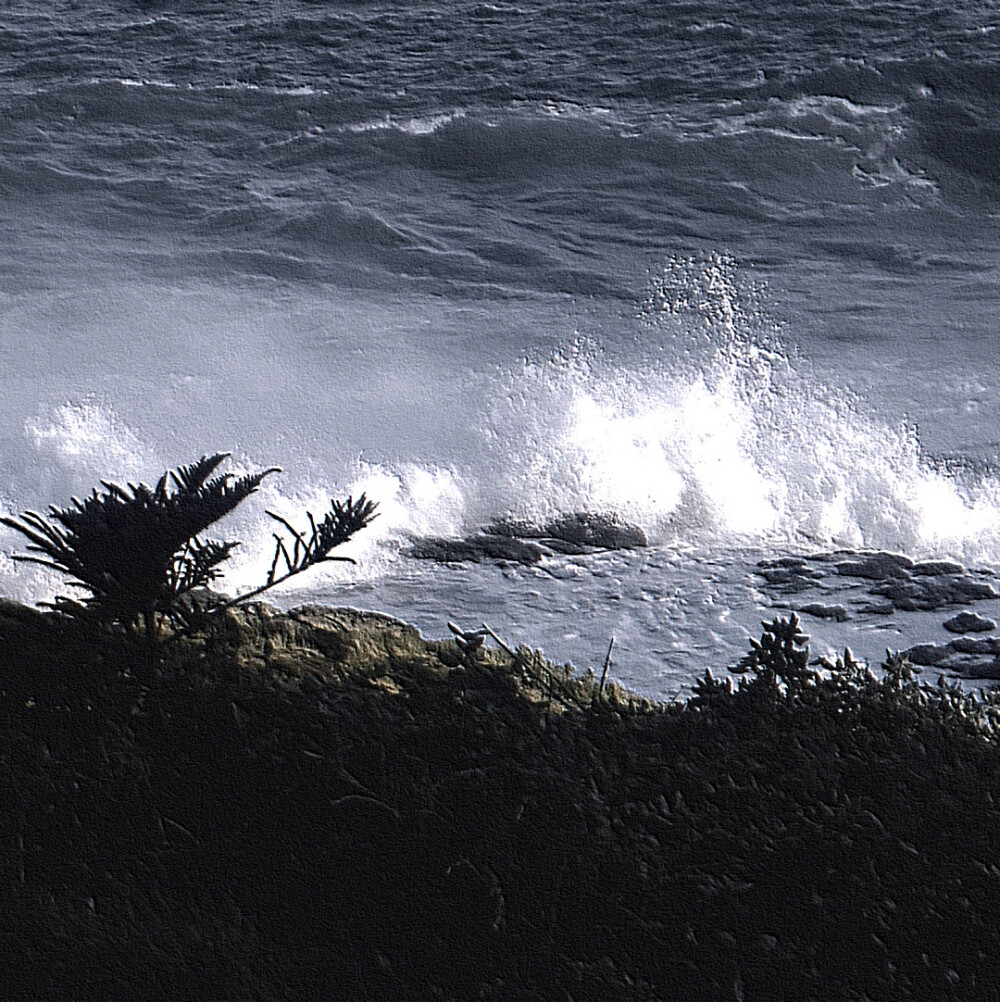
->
[[731, 611, 817, 694], [1, 453, 377, 638]]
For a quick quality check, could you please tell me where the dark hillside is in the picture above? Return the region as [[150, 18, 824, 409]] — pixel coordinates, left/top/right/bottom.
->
[[2, 599, 999, 1000]]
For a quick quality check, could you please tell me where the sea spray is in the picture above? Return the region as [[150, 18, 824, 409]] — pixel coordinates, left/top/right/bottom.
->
[[7, 255, 1000, 613]]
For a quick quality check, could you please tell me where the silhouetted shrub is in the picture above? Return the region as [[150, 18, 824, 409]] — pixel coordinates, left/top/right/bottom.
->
[[1, 453, 377, 639], [731, 612, 817, 695]]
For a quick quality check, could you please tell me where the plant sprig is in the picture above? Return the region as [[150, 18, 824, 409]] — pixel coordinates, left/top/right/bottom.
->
[[220, 494, 379, 608]]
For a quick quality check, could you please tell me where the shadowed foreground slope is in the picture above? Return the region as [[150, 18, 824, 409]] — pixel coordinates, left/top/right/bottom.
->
[[2, 598, 999, 1000]]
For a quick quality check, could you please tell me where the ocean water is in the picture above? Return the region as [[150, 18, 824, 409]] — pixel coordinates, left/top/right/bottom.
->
[[2, 0, 999, 695]]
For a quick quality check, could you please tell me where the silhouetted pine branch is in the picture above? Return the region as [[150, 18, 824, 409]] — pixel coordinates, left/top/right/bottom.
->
[[222, 494, 379, 608]]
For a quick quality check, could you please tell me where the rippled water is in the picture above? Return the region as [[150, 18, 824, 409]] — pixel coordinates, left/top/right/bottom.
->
[[2, 0, 999, 692]]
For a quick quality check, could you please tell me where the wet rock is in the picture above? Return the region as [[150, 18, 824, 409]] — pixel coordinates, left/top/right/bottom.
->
[[408, 534, 544, 565], [912, 560, 966, 577], [952, 661, 1000, 680], [870, 576, 998, 612], [902, 631, 1000, 680], [948, 636, 1000, 656], [755, 558, 826, 593], [806, 549, 860, 562], [867, 580, 924, 610], [772, 557, 810, 568], [798, 603, 851, 622], [856, 601, 896, 616], [934, 655, 1000, 680], [835, 552, 915, 581], [904, 643, 952, 667], [534, 538, 594, 556], [757, 567, 824, 591], [943, 611, 997, 634], [488, 512, 648, 552]]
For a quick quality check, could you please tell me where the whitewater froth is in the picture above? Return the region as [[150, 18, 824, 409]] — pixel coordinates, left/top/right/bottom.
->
[[4, 254, 1000, 612], [467, 255, 1000, 563]]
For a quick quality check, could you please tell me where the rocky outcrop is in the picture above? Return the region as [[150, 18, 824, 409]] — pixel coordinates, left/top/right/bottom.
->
[[757, 550, 999, 615]]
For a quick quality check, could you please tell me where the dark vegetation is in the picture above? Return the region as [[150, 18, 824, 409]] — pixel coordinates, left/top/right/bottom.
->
[[0, 452, 376, 642], [2, 461, 1000, 999]]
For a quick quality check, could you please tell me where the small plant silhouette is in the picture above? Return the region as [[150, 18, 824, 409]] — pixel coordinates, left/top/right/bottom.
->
[[1, 453, 377, 639], [732, 612, 817, 694], [690, 667, 733, 708]]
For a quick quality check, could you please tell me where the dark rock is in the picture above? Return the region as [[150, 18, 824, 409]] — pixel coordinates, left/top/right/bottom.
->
[[904, 643, 952, 666], [409, 534, 544, 565], [952, 661, 1000, 680], [949, 636, 1000, 656], [756, 565, 825, 591], [912, 560, 965, 577], [856, 601, 897, 616], [761, 556, 811, 570], [870, 576, 998, 611], [411, 510, 645, 565], [933, 577, 997, 602], [867, 580, 924, 610], [835, 552, 915, 581], [488, 512, 648, 551], [807, 549, 861, 562], [798, 603, 851, 622], [943, 611, 997, 634], [553, 512, 647, 550], [535, 538, 595, 556], [901, 623, 1000, 678]]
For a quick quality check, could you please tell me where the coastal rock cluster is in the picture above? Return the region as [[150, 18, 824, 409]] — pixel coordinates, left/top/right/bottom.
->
[[756, 551, 994, 612], [756, 550, 1000, 680]]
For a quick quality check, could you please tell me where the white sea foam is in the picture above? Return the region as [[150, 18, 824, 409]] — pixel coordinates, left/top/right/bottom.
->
[[24, 398, 156, 481], [452, 255, 1000, 563], [343, 110, 466, 136], [4, 256, 1000, 612], [117, 77, 179, 90]]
